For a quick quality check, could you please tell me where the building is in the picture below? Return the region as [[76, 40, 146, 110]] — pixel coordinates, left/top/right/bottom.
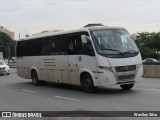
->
[[0, 26, 15, 40]]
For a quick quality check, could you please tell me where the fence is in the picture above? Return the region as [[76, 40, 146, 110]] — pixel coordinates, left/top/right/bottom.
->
[[143, 65, 160, 78], [8, 62, 16, 68]]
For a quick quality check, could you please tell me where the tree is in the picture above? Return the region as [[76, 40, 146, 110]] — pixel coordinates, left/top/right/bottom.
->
[[0, 32, 16, 59], [136, 32, 160, 60]]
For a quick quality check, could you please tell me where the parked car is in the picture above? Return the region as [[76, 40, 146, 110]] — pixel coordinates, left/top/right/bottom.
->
[[143, 58, 159, 63], [11, 57, 16, 63], [0, 60, 10, 75], [4, 59, 8, 64]]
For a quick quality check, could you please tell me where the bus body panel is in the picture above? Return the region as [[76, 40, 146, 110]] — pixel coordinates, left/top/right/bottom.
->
[[107, 53, 142, 67], [95, 53, 143, 87], [68, 55, 79, 85], [78, 55, 98, 86]]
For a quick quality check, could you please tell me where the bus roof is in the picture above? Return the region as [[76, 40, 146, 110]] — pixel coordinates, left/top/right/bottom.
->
[[19, 26, 125, 41]]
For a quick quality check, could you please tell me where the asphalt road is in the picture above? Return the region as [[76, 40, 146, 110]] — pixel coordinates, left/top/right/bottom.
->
[[0, 68, 160, 120]]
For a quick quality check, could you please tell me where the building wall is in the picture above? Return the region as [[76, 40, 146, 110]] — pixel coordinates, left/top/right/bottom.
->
[[0, 26, 15, 40]]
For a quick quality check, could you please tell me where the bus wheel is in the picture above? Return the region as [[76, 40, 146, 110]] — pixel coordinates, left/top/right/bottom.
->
[[31, 71, 40, 86], [81, 74, 97, 93], [120, 83, 134, 90]]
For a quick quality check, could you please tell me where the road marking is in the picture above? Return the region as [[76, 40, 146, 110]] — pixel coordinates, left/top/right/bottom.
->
[[54, 96, 80, 102], [21, 89, 37, 93], [136, 88, 160, 92], [115, 107, 129, 111]]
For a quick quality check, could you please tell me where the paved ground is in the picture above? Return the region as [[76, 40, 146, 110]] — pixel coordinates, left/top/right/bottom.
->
[[0, 68, 160, 120]]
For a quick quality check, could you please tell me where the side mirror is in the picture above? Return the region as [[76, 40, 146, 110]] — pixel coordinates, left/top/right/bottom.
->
[[81, 35, 90, 43]]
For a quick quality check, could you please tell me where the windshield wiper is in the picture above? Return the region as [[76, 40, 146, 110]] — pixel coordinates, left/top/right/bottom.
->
[[122, 50, 139, 54], [100, 48, 124, 55]]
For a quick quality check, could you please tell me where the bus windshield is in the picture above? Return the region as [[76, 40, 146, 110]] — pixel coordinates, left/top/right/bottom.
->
[[91, 29, 139, 58]]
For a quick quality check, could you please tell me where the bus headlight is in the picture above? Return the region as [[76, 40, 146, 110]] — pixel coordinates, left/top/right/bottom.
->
[[99, 66, 113, 72]]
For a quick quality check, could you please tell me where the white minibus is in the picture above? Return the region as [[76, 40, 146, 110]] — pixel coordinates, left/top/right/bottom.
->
[[16, 25, 143, 92]]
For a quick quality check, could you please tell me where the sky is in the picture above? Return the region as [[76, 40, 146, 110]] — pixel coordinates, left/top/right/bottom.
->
[[0, 0, 160, 39]]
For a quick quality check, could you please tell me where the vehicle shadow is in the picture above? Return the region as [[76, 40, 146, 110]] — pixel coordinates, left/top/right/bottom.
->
[[0, 74, 8, 76], [8, 80, 139, 96], [46, 82, 139, 95], [26, 81, 138, 95]]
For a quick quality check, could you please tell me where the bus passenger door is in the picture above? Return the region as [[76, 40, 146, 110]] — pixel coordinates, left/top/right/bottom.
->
[[68, 34, 81, 85], [68, 55, 80, 85]]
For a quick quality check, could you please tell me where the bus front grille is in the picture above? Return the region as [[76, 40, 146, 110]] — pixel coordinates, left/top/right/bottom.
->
[[115, 65, 136, 72], [118, 74, 135, 80]]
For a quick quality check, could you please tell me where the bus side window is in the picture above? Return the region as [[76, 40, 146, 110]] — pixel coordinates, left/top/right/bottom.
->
[[17, 41, 25, 57], [81, 40, 95, 56], [68, 35, 80, 55], [55, 35, 68, 55], [80, 32, 95, 56], [41, 37, 56, 55]]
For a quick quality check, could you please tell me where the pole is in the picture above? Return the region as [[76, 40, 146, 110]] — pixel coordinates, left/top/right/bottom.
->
[[7, 46, 10, 63], [19, 33, 20, 39]]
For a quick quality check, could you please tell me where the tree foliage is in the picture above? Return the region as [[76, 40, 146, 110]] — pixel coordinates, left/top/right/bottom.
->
[[0, 32, 16, 59], [135, 32, 160, 60]]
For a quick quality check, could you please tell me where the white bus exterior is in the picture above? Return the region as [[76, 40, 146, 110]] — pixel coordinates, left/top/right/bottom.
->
[[16, 26, 143, 92]]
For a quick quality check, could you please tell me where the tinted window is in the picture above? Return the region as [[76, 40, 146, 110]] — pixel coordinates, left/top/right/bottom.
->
[[16, 41, 26, 57], [41, 37, 55, 55], [80, 32, 95, 56], [54, 35, 68, 55], [16, 31, 91, 57], [16, 39, 42, 57], [41, 35, 68, 55], [67, 34, 81, 55]]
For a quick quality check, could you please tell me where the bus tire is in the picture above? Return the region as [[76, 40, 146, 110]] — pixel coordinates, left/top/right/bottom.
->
[[81, 73, 97, 93], [31, 71, 40, 86], [120, 83, 134, 90]]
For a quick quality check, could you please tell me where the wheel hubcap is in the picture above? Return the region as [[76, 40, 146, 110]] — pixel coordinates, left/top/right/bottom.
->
[[84, 78, 91, 88]]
